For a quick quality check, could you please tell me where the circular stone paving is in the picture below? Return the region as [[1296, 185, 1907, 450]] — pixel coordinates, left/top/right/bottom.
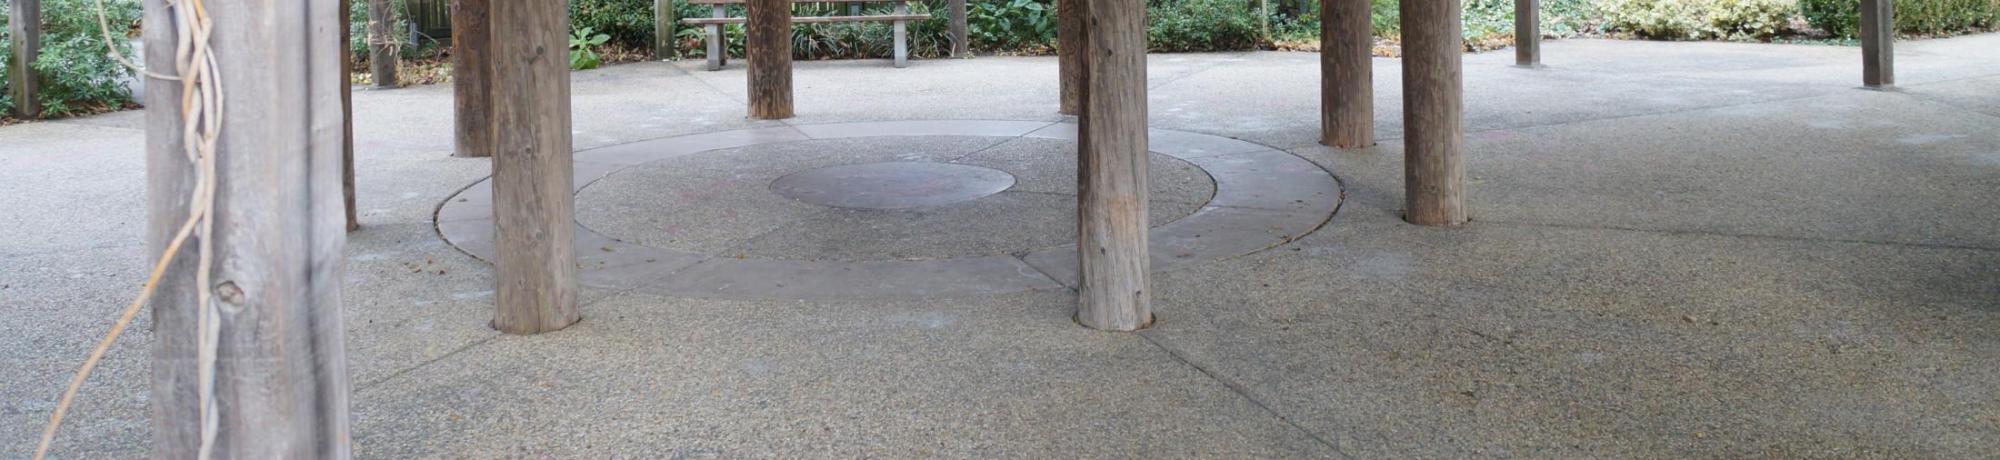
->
[[436, 120, 1341, 300], [771, 162, 1016, 210]]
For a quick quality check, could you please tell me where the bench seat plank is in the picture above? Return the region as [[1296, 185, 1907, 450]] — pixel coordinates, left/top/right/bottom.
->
[[691, 0, 905, 4], [682, 14, 930, 25]]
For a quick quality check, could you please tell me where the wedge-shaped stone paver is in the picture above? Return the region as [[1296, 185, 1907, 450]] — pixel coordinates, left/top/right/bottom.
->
[[1023, 123, 1277, 158], [1022, 205, 1333, 286], [639, 256, 1064, 300], [580, 126, 812, 166], [793, 119, 1057, 139], [1188, 150, 1343, 213]]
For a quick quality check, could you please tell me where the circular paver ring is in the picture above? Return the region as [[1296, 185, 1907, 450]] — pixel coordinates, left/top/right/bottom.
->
[[435, 120, 1341, 300]]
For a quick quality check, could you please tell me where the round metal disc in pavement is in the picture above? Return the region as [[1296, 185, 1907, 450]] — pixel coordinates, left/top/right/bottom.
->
[[770, 161, 1017, 210]]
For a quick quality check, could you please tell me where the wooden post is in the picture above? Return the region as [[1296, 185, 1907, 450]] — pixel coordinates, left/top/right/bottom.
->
[[1320, 0, 1372, 148], [367, 0, 400, 88], [892, 4, 910, 67], [343, 0, 360, 231], [949, 0, 969, 57], [1400, 0, 1466, 226], [1075, 0, 1152, 331], [1056, 0, 1084, 115], [1514, 0, 1539, 66], [7, 0, 40, 118], [143, 0, 353, 455], [654, 0, 677, 60], [451, 0, 494, 158], [490, 0, 581, 334], [1860, 0, 1893, 87], [746, 0, 794, 119]]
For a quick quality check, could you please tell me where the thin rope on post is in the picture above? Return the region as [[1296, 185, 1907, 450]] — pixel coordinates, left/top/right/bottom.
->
[[33, 0, 223, 457]]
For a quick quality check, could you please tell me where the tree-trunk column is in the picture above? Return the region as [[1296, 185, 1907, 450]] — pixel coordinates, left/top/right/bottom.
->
[[7, 0, 40, 118], [145, 0, 353, 455], [655, 0, 678, 60], [490, 0, 580, 334], [343, 0, 360, 231], [950, 0, 970, 57], [1057, 0, 1084, 115], [452, 0, 494, 157], [1321, 0, 1372, 148], [1400, 0, 1467, 226], [747, 0, 795, 119], [1075, 0, 1152, 331], [367, 0, 399, 88], [1514, 0, 1539, 66], [1860, 0, 1893, 87]]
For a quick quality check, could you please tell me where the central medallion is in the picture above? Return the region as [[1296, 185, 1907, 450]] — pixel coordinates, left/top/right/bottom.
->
[[770, 161, 1017, 210]]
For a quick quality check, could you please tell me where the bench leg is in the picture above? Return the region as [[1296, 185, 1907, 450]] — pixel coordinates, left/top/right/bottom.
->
[[892, 4, 910, 68], [705, 25, 724, 70], [706, 5, 728, 70]]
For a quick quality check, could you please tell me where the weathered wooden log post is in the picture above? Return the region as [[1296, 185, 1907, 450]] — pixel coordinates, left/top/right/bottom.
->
[[144, 0, 354, 455], [7, 0, 40, 118], [1057, 0, 1084, 115], [367, 0, 400, 87], [1515, 0, 1539, 66], [490, 0, 581, 334], [343, 0, 360, 231], [746, 0, 795, 119], [1860, 0, 1893, 87], [655, 0, 678, 60], [1075, 0, 1152, 331], [1400, 0, 1467, 226], [451, 0, 494, 158], [1321, 0, 1372, 148], [949, 0, 970, 57]]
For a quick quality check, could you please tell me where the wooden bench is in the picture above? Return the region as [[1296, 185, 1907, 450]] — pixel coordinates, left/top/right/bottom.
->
[[683, 0, 930, 71]]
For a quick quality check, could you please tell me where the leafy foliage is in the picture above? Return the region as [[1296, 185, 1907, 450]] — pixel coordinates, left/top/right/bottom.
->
[[570, 26, 612, 69], [1602, 0, 1796, 40], [1800, 0, 1999, 37], [349, 0, 441, 61], [967, 0, 1055, 49], [1148, 0, 1262, 51], [573, 0, 661, 49], [2, 0, 141, 118]]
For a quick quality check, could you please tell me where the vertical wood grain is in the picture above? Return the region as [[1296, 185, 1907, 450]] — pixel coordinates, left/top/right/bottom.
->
[[746, 0, 794, 119], [1514, 0, 1539, 66], [1861, 0, 1894, 87], [146, 0, 354, 455], [1056, 0, 1084, 115], [1075, 0, 1152, 331], [451, 0, 493, 157], [7, 0, 40, 118], [367, 0, 399, 87], [949, 0, 969, 57], [343, 0, 359, 231], [655, 0, 677, 60], [1400, 0, 1467, 226], [490, 0, 581, 334], [1321, 0, 1372, 148]]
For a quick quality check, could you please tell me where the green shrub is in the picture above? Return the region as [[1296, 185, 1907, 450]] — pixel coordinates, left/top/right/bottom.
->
[[2, 12, 12, 116], [1800, 0, 2000, 37], [967, 0, 1055, 50], [1603, 0, 1796, 40], [1, 0, 140, 118], [348, 0, 439, 61], [1149, 0, 1263, 51], [573, 0, 659, 49]]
